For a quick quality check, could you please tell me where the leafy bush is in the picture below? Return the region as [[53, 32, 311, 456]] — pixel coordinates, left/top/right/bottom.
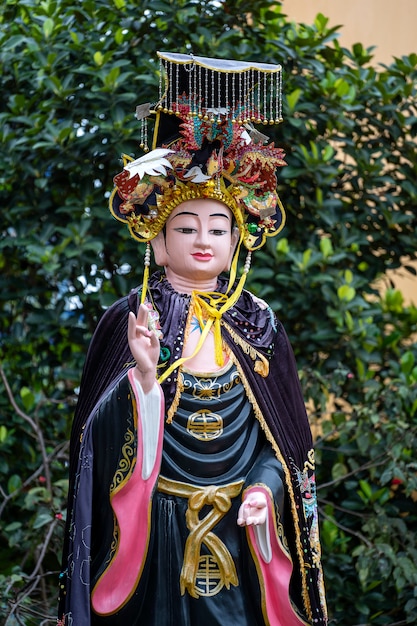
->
[[1, 1, 416, 623]]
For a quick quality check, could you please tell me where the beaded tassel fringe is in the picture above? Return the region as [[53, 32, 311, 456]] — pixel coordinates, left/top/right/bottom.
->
[[156, 53, 283, 127]]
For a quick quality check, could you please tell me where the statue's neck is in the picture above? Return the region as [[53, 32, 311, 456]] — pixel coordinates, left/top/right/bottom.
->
[[164, 268, 218, 295]]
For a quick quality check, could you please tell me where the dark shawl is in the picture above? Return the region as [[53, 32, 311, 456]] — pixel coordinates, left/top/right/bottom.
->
[[60, 271, 326, 624]]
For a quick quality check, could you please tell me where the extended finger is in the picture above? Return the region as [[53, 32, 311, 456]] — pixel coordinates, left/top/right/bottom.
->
[[136, 303, 149, 327], [128, 311, 138, 342], [237, 503, 255, 523], [128, 311, 150, 341]]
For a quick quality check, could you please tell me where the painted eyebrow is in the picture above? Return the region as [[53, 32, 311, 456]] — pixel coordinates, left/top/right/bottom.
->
[[170, 211, 231, 221], [210, 213, 231, 220], [170, 211, 198, 220]]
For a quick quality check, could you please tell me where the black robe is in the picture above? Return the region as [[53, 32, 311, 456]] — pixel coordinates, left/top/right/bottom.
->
[[59, 272, 327, 625]]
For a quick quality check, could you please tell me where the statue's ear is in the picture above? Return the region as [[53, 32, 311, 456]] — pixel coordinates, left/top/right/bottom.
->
[[224, 226, 240, 271], [150, 231, 168, 267]]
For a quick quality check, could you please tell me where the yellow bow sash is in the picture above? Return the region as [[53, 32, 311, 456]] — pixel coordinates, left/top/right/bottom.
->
[[157, 233, 248, 385]]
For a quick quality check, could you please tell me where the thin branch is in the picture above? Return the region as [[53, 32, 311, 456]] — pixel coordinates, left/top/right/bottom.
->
[[0, 364, 52, 493], [30, 519, 58, 580], [0, 440, 68, 520], [317, 456, 388, 491], [318, 506, 373, 549], [6, 576, 40, 623], [351, 622, 407, 626], [319, 497, 371, 520], [5, 548, 60, 624]]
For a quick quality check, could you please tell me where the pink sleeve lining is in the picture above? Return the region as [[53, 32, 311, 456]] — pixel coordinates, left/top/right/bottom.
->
[[245, 485, 308, 626], [91, 370, 164, 615]]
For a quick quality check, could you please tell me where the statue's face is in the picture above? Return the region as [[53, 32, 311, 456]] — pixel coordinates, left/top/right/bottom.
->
[[162, 199, 236, 284]]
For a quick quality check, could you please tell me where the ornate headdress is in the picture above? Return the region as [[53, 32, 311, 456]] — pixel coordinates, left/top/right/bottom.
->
[[110, 51, 286, 252], [109, 52, 287, 372]]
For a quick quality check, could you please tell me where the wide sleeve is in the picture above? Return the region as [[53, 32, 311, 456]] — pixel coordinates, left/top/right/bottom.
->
[[90, 369, 165, 616]]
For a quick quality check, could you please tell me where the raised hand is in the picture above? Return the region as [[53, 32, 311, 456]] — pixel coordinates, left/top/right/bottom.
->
[[128, 304, 160, 393]]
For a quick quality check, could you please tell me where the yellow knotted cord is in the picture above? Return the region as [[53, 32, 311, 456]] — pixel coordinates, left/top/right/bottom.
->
[[157, 237, 248, 385], [224, 228, 244, 296], [140, 264, 150, 305], [157, 314, 215, 384]]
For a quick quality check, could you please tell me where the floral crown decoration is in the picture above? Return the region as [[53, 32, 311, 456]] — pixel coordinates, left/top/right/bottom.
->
[[109, 51, 287, 252]]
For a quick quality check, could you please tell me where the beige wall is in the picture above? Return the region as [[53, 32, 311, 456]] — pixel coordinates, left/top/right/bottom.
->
[[282, 0, 417, 304], [282, 0, 417, 64]]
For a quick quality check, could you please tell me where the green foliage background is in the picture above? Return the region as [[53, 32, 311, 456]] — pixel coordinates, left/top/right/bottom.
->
[[1, 1, 416, 624]]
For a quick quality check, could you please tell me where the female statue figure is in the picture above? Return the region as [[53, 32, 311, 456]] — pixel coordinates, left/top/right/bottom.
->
[[59, 52, 327, 626]]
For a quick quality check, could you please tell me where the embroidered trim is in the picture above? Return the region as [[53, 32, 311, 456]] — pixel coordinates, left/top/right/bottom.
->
[[303, 448, 315, 473], [110, 426, 135, 493], [106, 521, 120, 566], [166, 368, 184, 423], [222, 320, 270, 377]]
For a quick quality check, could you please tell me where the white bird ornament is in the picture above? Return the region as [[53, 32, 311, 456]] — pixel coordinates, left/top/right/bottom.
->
[[123, 149, 174, 180]]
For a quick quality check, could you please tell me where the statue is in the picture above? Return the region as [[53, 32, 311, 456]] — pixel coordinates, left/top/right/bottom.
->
[[58, 52, 327, 626]]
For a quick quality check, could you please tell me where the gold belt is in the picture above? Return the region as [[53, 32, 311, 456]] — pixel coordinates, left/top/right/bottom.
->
[[158, 476, 244, 598]]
